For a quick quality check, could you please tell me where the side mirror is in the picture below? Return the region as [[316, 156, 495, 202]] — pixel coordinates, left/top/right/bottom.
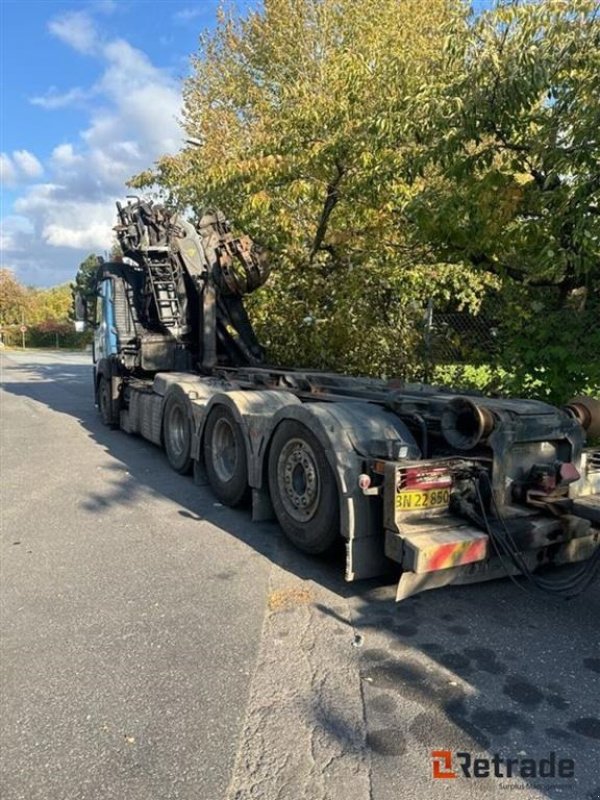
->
[[73, 292, 88, 331]]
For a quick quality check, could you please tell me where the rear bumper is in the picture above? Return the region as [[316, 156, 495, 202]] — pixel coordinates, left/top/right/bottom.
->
[[394, 530, 599, 601], [386, 506, 595, 572], [385, 493, 599, 600]]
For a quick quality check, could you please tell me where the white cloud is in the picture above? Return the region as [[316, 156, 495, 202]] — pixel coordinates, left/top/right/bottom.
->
[[1, 153, 18, 187], [44, 215, 115, 249], [14, 183, 66, 214], [30, 86, 90, 110], [93, 0, 118, 13], [1, 150, 44, 187], [51, 143, 84, 170], [12, 150, 44, 179], [2, 26, 183, 285], [173, 6, 207, 23], [48, 11, 98, 54]]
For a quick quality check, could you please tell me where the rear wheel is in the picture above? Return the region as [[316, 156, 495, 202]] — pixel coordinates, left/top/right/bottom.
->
[[204, 405, 249, 506], [163, 391, 193, 474], [268, 420, 339, 554]]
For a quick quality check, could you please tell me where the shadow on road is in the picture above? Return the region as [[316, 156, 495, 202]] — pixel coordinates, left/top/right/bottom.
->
[[3, 355, 599, 800]]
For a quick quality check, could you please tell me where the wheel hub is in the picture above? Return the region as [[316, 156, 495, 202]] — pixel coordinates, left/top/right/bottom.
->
[[278, 438, 321, 522], [168, 405, 186, 455], [212, 417, 238, 482]]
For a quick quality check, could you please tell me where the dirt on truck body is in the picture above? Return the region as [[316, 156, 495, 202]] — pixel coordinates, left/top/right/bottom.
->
[[74, 198, 600, 600]]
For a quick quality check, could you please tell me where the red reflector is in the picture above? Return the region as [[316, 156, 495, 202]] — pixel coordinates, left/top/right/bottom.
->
[[401, 466, 452, 491], [559, 462, 580, 484]]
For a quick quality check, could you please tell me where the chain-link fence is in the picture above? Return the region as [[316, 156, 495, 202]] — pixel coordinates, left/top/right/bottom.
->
[[421, 298, 502, 381], [411, 287, 599, 404]]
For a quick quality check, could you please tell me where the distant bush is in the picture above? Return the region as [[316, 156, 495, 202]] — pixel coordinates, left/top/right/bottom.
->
[[1, 322, 92, 350]]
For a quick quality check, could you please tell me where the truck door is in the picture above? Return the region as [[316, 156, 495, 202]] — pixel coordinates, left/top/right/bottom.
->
[[93, 278, 118, 365]]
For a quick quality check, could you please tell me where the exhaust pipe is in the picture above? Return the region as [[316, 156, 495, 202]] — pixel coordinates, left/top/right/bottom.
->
[[441, 396, 495, 450], [564, 396, 600, 439]]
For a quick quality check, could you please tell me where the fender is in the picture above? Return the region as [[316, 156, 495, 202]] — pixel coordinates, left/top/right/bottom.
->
[[262, 401, 420, 581], [258, 400, 419, 490], [126, 374, 219, 446]]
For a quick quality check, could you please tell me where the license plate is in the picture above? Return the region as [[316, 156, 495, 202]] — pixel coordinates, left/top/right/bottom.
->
[[396, 488, 450, 511]]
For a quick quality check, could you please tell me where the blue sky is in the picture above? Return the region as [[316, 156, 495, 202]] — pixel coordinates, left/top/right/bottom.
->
[[0, 0, 229, 286], [1, 0, 492, 287]]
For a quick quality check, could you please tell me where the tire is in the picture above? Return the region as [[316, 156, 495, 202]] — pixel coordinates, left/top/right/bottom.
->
[[203, 405, 249, 507], [163, 390, 193, 474], [268, 420, 339, 554], [97, 375, 119, 427]]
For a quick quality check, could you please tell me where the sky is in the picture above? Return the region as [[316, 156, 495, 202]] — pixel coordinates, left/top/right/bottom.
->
[[0, 0, 231, 287], [1, 0, 492, 288]]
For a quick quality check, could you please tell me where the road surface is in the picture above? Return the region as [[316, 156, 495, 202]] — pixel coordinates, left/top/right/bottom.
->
[[1, 350, 599, 800]]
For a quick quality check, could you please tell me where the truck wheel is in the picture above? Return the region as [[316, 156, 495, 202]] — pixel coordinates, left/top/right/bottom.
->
[[163, 391, 193, 474], [268, 420, 339, 554], [97, 375, 119, 427], [204, 406, 249, 507]]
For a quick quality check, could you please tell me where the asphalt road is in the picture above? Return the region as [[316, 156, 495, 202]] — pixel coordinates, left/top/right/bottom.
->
[[1, 350, 599, 800]]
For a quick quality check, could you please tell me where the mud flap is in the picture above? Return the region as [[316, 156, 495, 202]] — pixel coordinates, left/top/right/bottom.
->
[[346, 535, 394, 582]]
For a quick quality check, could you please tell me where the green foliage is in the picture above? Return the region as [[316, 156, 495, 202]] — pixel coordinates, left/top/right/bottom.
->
[[130, 0, 599, 400], [404, 0, 600, 403], [494, 292, 600, 404], [432, 363, 511, 395], [71, 253, 100, 324], [27, 284, 72, 325], [0, 268, 91, 349], [406, 0, 600, 291], [0, 269, 29, 325], [131, 0, 492, 378]]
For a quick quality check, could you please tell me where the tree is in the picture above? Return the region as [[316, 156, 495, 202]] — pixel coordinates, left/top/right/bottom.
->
[[131, 0, 491, 377], [405, 0, 599, 291], [400, 0, 600, 400], [0, 269, 30, 325], [129, 0, 599, 400], [1, 269, 72, 326], [1, 269, 93, 348], [27, 284, 72, 326], [71, 253, 101, 325]]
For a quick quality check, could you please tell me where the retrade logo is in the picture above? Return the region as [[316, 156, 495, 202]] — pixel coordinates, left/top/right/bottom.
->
[[431, 750, 457, 779], [431, 750, 575, 780]]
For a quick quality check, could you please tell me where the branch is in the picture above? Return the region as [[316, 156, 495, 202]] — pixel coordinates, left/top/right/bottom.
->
[[469, 252, 570, 288], [310, 161, 345, 261]]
